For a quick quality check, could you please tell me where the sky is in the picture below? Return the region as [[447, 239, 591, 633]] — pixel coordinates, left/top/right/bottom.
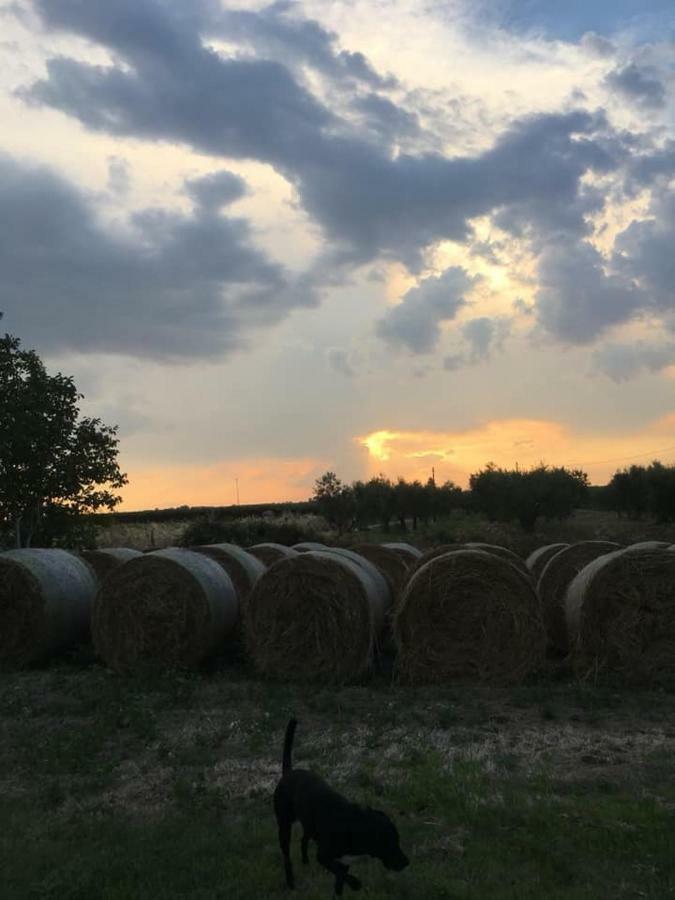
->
[[0, 0, 674, 509]]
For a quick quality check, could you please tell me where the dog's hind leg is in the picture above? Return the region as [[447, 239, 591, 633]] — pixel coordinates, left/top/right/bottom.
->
[[278, 820, 295, 889], [301, 830, 310, 865]]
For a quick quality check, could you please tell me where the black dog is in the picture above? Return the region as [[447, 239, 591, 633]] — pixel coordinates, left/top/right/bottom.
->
[[273, 718, 409, 895]]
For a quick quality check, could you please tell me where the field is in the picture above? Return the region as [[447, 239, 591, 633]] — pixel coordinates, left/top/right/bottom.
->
[[2, 662, 674, 899]]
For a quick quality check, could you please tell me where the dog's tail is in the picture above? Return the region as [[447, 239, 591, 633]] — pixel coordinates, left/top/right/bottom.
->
[[282, 718, 298, 775]]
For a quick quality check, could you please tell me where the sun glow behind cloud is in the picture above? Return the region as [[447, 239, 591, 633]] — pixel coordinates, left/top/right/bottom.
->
[[357, 416, 675, 487]]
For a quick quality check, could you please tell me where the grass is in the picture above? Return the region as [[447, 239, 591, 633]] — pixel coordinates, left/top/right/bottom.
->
[[1, 662, 675, 898]]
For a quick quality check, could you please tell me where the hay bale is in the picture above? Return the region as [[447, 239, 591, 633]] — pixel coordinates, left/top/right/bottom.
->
[[464, 543, 529, 575], [625, 541, 671, 550], [537, 541, 622, 654], [247, 543, 299, 566], [526, 543, 570, 581], [349, 543, 411, 596], [92, 548, 238, 672], [292, 542, 327, 552], [566, 547, 675, 682], [244, 551, 385, 682], [382, 542, 422, 561], [0, 549, 98, 667], [81, 548, 143, 583], [414, 544, 461, 570], [317, 548, 393, 613], [190, 543, 265, 600], [394, 550, 544, 684]]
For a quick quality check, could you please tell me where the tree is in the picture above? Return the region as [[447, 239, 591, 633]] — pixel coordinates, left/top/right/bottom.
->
[[312, 471, 354, 533], [0, 325, 128, 548]]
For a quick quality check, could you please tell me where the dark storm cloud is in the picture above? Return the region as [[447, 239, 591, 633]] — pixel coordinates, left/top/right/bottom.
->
[[605, 62, 667, 111], [22, 1, 623, 268], [0, 156, 316, 359], [184, 169, 248, 211], [534, 237, 641, 344], [376, 267, 475, 354], [614, 190, 675, 312], [212, 1, 397, 90]]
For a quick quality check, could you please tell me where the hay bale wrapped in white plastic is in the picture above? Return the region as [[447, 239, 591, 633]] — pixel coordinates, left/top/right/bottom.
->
[[537, 541, 621, 654], [318, 547, 393, 613], [0, 549, 98, 666], [244, 550, 387, 682], [526, 543, 570, 581], [566, 547, 675, 682], [292, 542, 327, 552], [382, 542, 422, 562], [247, 543, 299, 566], [625, 541, 671, 551], [190, 543, 265, 600], [81, 548, 143, 583], [92, 548, 238, 672]]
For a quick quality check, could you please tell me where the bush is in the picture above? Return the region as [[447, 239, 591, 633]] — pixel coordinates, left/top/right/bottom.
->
[[180, 514, 329, 548]]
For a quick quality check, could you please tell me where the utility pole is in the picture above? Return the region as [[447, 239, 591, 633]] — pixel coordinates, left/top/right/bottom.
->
[[431, 466, 436, 486], [235, 478, 240, 505]]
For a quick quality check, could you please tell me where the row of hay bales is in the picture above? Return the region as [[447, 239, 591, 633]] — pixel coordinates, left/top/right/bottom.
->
[[2, 538, 675, 685]]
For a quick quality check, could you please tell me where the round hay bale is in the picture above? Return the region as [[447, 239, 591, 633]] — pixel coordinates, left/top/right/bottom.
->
[[81, 548, 143, 583], [464, 543, 529, 575], [0, 549, 98, 667], [93, 548, 238, 672], [189, 543, 265, 600], [526, 543, 570, 581], [382, 542, 422, 561], [292, 542, 327, 552], [566, 547, 675, 682], [349, 543, 411, 596], [537, 541, 622, 654], [394, 550, 544, 684], [244, 552, 384, 682], [625, 541, 671, 550], [315, 548, 392, 614], [414, 544, 461, 570], [247, 543, 299, 566]]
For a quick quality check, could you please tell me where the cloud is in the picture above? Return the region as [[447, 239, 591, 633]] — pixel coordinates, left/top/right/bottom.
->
[[106, 156, 130, 196], [605, 62, 667, 111], [376, 267, 474, 353], [0, 155, 316, 360], [211, 1, 397, 90], [534, 237, 642, 344], [326, 347, 356, 377], [614, 189, 675, 313], [21, 2, 624, 268], [184, 169, 248, 211], [592, 339, 675, 381], [442, 315, 511, 369]]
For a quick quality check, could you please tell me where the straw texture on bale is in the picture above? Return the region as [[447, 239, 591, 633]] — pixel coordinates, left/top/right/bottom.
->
[[292, 541, 327, 552], [414, 544, 461, 569], [190, 543, 265, 600], [317, 548, 392, 615], [244, 552, 384, 682], [382, 542, 422, 561], [566, 547, 675, 682], [526, 543, 570, 581], [463, 543, 529, 575], [349, 543, 411, 596], [247, 543, 299, 566], [537, 541, 621, 654], [394, 550, 544, 684], [81, 548, 143, 583], [0, 549, 98, 666], [93, 548, 238, 672]]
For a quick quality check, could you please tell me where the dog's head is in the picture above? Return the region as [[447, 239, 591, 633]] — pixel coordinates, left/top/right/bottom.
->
[[365, 808, 410, 871]]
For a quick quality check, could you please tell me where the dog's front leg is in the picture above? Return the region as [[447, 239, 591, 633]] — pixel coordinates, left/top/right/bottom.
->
[[316, 852, 361, 896]]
